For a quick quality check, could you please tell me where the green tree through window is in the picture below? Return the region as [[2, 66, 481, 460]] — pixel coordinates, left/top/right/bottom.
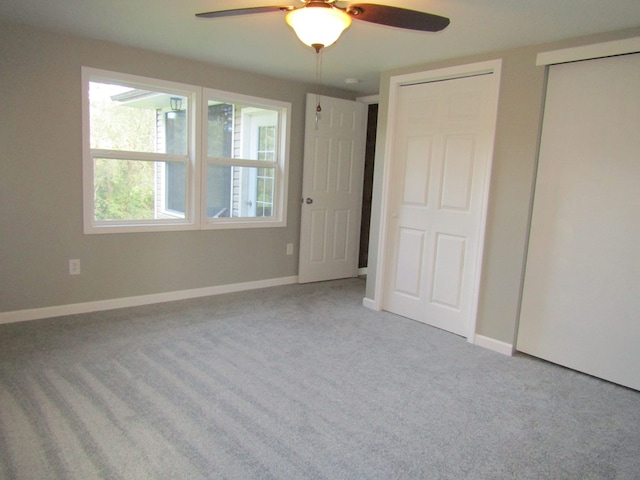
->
[[89, 83, 158, 220]]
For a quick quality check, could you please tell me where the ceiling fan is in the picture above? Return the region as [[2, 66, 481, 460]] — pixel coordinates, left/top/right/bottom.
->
[[196, 0, 450, 51]]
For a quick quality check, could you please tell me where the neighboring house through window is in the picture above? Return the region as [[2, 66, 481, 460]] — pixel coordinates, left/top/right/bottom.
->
[[82, 67, 290, 233], [204, 96, 280, 223]]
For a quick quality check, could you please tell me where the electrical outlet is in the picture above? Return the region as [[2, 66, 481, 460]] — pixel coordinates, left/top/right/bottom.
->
[[286, 243, 294, 255], [69, 259, 81, 275]]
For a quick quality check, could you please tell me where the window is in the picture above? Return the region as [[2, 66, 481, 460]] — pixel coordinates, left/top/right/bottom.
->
[[202, 89, 288, 228], [82, 68, 290, 233]]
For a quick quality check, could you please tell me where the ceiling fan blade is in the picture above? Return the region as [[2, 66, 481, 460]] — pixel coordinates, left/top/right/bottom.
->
[[344, 3, 449, 32], [196, 6, 293, 19]]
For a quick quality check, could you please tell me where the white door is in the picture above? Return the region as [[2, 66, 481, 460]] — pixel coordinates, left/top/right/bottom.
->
[[298, 94, 367, 283], [517, 53, 640, 391], [383, 72, 499, 337]]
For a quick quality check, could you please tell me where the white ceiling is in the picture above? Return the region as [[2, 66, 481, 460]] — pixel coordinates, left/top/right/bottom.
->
[[1, 0, 639, 95]]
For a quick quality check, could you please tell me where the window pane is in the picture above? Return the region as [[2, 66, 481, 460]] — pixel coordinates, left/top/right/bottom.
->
[[89, 81, 188, 155], [206, 165, 275, 219], [206, 101, 278, 161], [208, 103, 233, 158], [206, 164, 232, 218], [94, 158, 186, 221], [258, 125, 276, 161], [164, 110, 187, 215], [165, 110, 187, 155], [165, 162, 186, 214]]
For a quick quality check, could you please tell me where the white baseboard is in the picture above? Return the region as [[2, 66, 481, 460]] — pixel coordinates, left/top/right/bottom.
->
[[472, 334, 514, 356], [0, 276, 299, 325], [362, 297, 378, 310], [358, 267, 368, 276]]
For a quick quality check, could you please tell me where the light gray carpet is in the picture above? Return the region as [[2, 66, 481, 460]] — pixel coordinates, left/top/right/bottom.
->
[[1, 278, 639, 479]]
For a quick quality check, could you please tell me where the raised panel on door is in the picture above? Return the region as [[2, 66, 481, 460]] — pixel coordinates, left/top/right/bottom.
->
[[309, 210, 327, 263], [403, 136, 432, 205], [440, 135, 475, 211], [312, 137, 330, 192], [336, 139, 353, 193], [385, 226, 429, 321], [430, 233, 466, 309], [332, 209, 350, 261], [394, 227, 425, 297]]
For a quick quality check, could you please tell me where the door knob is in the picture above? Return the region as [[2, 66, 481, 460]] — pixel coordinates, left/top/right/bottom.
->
[[305, 197, 313, 204]]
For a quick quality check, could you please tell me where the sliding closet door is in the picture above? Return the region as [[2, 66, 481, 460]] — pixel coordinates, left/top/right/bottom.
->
[[517, 53, 640, 391]]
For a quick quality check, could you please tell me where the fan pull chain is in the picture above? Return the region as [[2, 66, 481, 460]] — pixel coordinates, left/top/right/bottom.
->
[[314, 46, 323, 128]]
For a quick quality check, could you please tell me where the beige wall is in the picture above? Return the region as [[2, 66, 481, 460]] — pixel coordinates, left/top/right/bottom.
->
[[365, 27, 640, 345], [2, 18, 639, 348], [0, 21, 354, 313]]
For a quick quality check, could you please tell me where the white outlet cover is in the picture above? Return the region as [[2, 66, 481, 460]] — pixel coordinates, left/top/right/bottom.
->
[[69, 259, 81, 275]]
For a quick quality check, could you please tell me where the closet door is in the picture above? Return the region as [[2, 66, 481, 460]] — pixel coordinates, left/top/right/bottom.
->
[[517, 53, 640, 390], [382, 72, 499, 338]]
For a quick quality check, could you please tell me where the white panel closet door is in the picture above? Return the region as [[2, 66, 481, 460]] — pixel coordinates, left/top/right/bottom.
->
[[517, 53, 640, 390], [383, 72, 498, 337]]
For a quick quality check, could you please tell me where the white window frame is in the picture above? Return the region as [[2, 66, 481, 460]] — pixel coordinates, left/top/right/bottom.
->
[[201, 88, 290, 230], [81, 68, 290, 233], [82, 67, 200, 234]]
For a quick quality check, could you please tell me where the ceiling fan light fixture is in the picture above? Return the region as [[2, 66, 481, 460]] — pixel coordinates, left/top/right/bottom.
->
[[285, 4, 352, 50]]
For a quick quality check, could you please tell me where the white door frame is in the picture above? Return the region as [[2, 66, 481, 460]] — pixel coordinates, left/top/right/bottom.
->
[[372, 59, 502, 343]]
